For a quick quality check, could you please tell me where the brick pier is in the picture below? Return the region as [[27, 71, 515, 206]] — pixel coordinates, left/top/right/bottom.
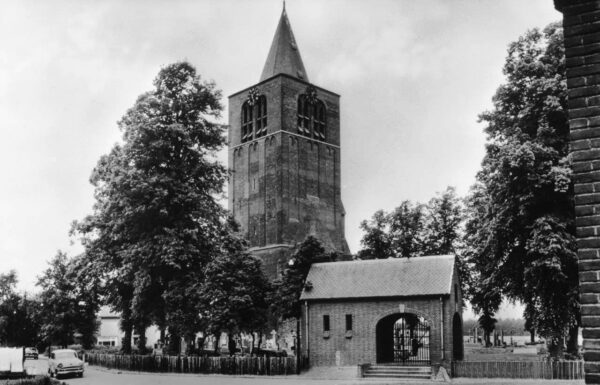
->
[[555, 0, 600, 383]]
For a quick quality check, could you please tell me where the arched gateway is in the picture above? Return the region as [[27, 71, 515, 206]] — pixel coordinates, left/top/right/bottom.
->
[[299, 255, 462, 372], [376, 313, 430, 365]]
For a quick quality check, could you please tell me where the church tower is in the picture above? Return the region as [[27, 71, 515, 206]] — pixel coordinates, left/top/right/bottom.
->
[[228, 6, 349, 277]]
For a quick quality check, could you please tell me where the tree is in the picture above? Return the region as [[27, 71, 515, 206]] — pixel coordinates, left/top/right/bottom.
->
[[357, 210, 392, 259], [270, 236, 333, 363], [0, 272, 41, 348], [358, 187, 463, 259], [422, 187, 463, 256], [388, 202, 425, 258], [73, 61, 227, 354], [37, 252, 100, 349], [478, 311, 498, 347], [0, 270, 17, 302], [199, 219, 271, 354], [271, 236, 328, 321], [463, 23, 579, 356]]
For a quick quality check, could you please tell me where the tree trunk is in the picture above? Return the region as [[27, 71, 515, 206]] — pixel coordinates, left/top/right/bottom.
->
[[484, 331, 491, 347], [160, 327, 166, 345], [257, 333, 263, 351], [185, 333, 196, 355], [530, 329, 535, 344], [136, 326, 147, 354], [251, 333, 256, 357], [167, 332, 180, 356], [547, 334, 564, 359], [122, 323, 132, 354], [121, 310, 133, 354], [566, 325, 579, 355], [228, 334, 236, 357]]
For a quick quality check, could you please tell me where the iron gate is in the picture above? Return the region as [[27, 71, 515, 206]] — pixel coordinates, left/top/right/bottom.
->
[[393, 314, 430, 365]]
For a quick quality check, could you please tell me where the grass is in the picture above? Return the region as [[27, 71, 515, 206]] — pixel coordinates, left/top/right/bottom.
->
[[464, 343, 544, 362]]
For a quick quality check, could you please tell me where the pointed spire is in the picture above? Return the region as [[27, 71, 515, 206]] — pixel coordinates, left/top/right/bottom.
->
[[260, 5, 309, 82]]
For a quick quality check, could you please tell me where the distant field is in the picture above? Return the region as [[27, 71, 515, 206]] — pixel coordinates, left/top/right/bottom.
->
[[464, 343, 544, 362]]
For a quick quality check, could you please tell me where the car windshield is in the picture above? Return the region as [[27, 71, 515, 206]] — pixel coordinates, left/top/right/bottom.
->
[[55, 352, 77, 359]]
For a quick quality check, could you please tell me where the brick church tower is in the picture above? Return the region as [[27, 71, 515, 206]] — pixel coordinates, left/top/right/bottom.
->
[[228, 6, 349, 277]]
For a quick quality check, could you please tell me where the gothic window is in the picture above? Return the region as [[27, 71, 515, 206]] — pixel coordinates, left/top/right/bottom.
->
[[241, 89, 267, 143], [297, 93, 326, 141], [241, 101, 253, 143], [256, 95, 268, 138], [297, 95, 311, 137], [313, 101, 326, 140]]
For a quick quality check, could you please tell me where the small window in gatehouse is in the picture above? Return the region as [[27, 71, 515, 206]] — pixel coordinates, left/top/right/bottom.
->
[[345, 314, 352, 331], [323, 315, 330, 331]]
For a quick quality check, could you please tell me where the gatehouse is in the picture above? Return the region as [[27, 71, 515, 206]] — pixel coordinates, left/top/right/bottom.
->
[[299, 255, 462, 371]]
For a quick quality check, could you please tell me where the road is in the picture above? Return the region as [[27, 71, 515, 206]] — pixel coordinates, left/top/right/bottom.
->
[[22, 357, 586, 385]]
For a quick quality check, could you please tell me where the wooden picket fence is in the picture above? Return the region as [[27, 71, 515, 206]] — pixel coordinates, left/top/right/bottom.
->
[[452, 360, 584, 380], [85, 353, 298, 376]]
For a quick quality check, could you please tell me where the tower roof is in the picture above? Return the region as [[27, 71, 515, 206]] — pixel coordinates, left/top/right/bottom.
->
[[260, 6, 308, 82]]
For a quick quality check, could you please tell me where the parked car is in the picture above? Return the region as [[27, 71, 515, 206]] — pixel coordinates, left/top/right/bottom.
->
[[48, 349, 84, 378], [24, 347, 38, 360]]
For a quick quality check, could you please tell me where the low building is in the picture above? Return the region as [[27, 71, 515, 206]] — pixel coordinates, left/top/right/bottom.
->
[[299, 255, 463, 371], [97, 307, 160, 349]]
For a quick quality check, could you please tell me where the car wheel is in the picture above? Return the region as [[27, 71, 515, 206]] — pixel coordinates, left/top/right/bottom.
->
[[78, 372, 83, 377]]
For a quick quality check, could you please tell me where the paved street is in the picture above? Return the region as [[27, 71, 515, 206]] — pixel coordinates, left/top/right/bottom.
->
[[18, 358, 586, 385], [64, 366, 587, 385], [23, 356, 49, 376]]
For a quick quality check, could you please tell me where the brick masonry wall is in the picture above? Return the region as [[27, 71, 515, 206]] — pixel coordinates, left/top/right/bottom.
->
[[300, 272, 463, 372], [555, 1, 600, 383], [228, 74, 349, 278], [301, 297, 458, 370]]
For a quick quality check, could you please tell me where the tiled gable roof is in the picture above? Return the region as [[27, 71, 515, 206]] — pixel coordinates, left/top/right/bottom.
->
[[300, 255, 455, 301]]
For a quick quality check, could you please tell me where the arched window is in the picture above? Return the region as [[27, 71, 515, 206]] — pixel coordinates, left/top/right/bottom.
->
[[255, 95, 267, 138], [241, 92, 267, 143], [241, 101, 253, 143], [297, 94, 326, 141], [313, 101, 326, 140], [297, 95, 310, 137]]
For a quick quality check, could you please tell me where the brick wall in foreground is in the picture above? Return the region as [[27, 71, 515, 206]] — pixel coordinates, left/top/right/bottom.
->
[[554, 1, 600, 383]]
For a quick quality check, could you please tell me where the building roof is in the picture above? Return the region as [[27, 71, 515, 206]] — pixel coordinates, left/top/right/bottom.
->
[[260, 6, 308, 82], [300, 255, 456, 301]]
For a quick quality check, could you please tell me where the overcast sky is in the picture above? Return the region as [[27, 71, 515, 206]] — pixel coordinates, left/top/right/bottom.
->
[[0, 0, 561, 318]]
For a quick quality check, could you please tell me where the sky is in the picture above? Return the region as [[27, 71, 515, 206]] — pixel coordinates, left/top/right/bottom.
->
[[0, 0, 561, 319]]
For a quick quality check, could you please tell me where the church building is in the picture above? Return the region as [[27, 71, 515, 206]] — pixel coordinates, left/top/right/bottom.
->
[[228, 6, 463, 375], [228, 5, 349, 277]]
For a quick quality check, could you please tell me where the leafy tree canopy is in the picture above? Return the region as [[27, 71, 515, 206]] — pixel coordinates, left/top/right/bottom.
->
[[463, 23, 578, 355], [358, 186, 463, 259], [271, 236, 332, 321], [73, 61, 238, 353], [36, 251, 100, 349]]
